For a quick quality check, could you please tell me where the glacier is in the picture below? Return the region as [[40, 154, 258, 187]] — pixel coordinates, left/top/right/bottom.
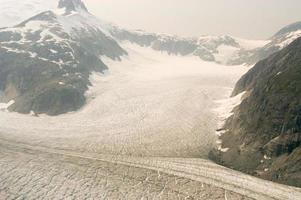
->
[[0, 42, 248, 157]]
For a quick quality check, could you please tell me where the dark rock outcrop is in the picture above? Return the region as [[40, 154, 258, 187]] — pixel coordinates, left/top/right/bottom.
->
[[58, 0, 88, 12], [210, 37, 301, 187]]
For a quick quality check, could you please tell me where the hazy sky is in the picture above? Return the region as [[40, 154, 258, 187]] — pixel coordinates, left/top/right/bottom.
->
[[85, 0, 301, 39]]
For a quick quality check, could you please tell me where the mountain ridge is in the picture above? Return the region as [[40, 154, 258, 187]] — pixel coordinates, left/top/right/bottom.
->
[[1, 0, 300, 66]]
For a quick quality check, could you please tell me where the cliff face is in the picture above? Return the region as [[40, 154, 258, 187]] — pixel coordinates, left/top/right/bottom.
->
[[210, 37, 301, 187]]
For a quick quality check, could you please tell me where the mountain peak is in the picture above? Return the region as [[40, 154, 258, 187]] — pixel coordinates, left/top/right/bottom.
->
[[274, 21, 301, 37], [58, 0, 88, 12]]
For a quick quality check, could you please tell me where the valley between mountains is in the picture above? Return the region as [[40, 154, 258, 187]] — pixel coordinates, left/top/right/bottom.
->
[[1, 0, 301, 199], [1, 42, 301, 200]]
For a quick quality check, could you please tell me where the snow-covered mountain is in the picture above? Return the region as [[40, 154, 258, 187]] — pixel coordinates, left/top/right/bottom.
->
[[110, 27, 267, 65], [111, 22, 301, 66], [1, 0, 300, 66], [1, 0, 301, 115], [229, 21, 301, 65], [0, 0, 126, 115]]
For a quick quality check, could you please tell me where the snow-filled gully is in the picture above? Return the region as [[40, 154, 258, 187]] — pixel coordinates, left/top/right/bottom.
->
[[1, 43, 300, 199]]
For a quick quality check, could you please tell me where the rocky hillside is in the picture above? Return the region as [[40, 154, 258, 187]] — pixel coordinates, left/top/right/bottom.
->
[[0, 0, 126, 115], [210, 37, 301, 187]]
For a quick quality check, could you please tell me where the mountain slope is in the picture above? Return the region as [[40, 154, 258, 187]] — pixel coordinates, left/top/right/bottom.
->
[[0, 0, 126, 115], [210, 37, 301, 187], [274, 21, 301, 37], [230, 21, 301, 65]]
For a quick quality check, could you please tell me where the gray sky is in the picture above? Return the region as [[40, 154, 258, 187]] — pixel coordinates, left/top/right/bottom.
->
[[85, 0, 301, 39]]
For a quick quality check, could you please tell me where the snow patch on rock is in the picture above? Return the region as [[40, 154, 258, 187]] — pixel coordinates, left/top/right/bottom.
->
[[0, 100, 15, 112], [213, 91, 246, 152]]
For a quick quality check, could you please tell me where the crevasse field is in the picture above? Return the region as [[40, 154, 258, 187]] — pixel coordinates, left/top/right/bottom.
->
[[0, 43, 247, 157]]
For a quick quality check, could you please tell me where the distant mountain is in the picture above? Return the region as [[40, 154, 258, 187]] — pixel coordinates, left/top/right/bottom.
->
[[229, 21, 301, 65], [2, 1, 301, 67], [210, 37, 301, 187], [111, 21, 301, 66], [0, 0, 126, 115], [110, 27, 266, 65], [274, 21, 301, 37]]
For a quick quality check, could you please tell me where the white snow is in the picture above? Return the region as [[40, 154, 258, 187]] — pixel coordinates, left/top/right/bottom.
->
[[29, 52, 37, 58], [0, 100, 15, 112], [213, 91, 246, 152], [213, 91, 246, 130], [50, 49, 58, 54], [214, 45, 240, 64], [276, 30, 301, 48], [196, 35, 269, 64], [0, 42, 248, 158], [234, 37, 270, 50], [219, 147, 230, 153]]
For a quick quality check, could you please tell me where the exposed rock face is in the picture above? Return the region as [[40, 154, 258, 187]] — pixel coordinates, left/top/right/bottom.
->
[[0, 2, 126, 115], [210, 37, 301, 187], [58, 0, 88, 12]]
